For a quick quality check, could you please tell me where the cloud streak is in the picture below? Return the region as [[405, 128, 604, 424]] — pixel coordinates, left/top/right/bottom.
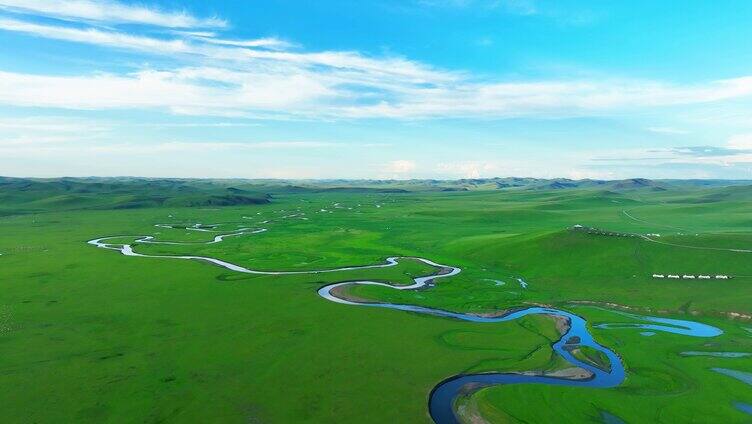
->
[[647, 127, 689, 135], [0, 3, 751, 121], [588, 134, 752, 172], [0, 0, 225, 28], [2, 65, 752, 120]]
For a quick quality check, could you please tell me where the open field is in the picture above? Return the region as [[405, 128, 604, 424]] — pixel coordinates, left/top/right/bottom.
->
[[2, 178, 752, 423]]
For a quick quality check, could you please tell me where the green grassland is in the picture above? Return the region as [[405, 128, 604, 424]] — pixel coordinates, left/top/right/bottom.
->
[[1, 178, 752, 423]]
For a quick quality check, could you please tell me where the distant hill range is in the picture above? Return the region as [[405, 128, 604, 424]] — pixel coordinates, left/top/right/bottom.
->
[[1, 176, 751, 215], [257, 177, 751, 192]]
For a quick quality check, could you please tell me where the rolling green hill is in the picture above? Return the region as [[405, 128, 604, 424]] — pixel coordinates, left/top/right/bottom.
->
[[2, 178, 752, 422], [2, 176, 751, 217]]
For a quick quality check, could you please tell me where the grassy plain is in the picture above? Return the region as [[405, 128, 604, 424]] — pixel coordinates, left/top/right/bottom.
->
[[1, 181, 752, 423]]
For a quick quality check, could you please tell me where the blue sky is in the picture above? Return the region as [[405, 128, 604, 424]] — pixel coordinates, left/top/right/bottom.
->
[[2, 0, 752, 179]]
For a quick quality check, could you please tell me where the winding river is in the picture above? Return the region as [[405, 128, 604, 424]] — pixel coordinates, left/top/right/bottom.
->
[[88, 223, 722, 424]]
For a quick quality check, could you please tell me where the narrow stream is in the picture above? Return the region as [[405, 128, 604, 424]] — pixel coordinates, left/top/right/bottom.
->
[[88, 226, 722, 423]]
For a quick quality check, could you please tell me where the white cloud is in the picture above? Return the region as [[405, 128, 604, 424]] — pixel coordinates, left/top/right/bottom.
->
[[0, 134, 89, 147], [194, 35, 294, 51], [0, 69, 335, 115], [3, 65, 752, 120], [135, 122, 261, 128], [0, 8, 752, 121], [0, 0, 225, 28], [0, 116, 111, 132], [0, 140, 340, 157], [0, 17, 454, 82], [384, 160, 416, 174], [647, 126, 689, 135], [0, 17, 195, 52], [338, 77, 752, 119], [437, 161, 498, 178], [566, 169, 616, 180], [86, 141, 339, 154], [727, 133, 752, 150], [586, 134, 752, 170], [235, 141, 339, 149]]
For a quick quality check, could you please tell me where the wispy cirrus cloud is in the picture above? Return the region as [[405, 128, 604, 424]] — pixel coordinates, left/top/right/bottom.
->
[[0, 69, 335, 117], [0, 2, 751, 121], [191, 34, 294, 51], [0, 139, 341, 155], [85, 141, 341, 154], [2, 66, 752, 120], [0, 17, 452, 81], [0, 17, 196, 52], [589, 134, 752, 172], [0, 116, 111, 132], [0, 0, 226, 28], [671, 145, 751, 157], [647, 126, 689, 135]]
